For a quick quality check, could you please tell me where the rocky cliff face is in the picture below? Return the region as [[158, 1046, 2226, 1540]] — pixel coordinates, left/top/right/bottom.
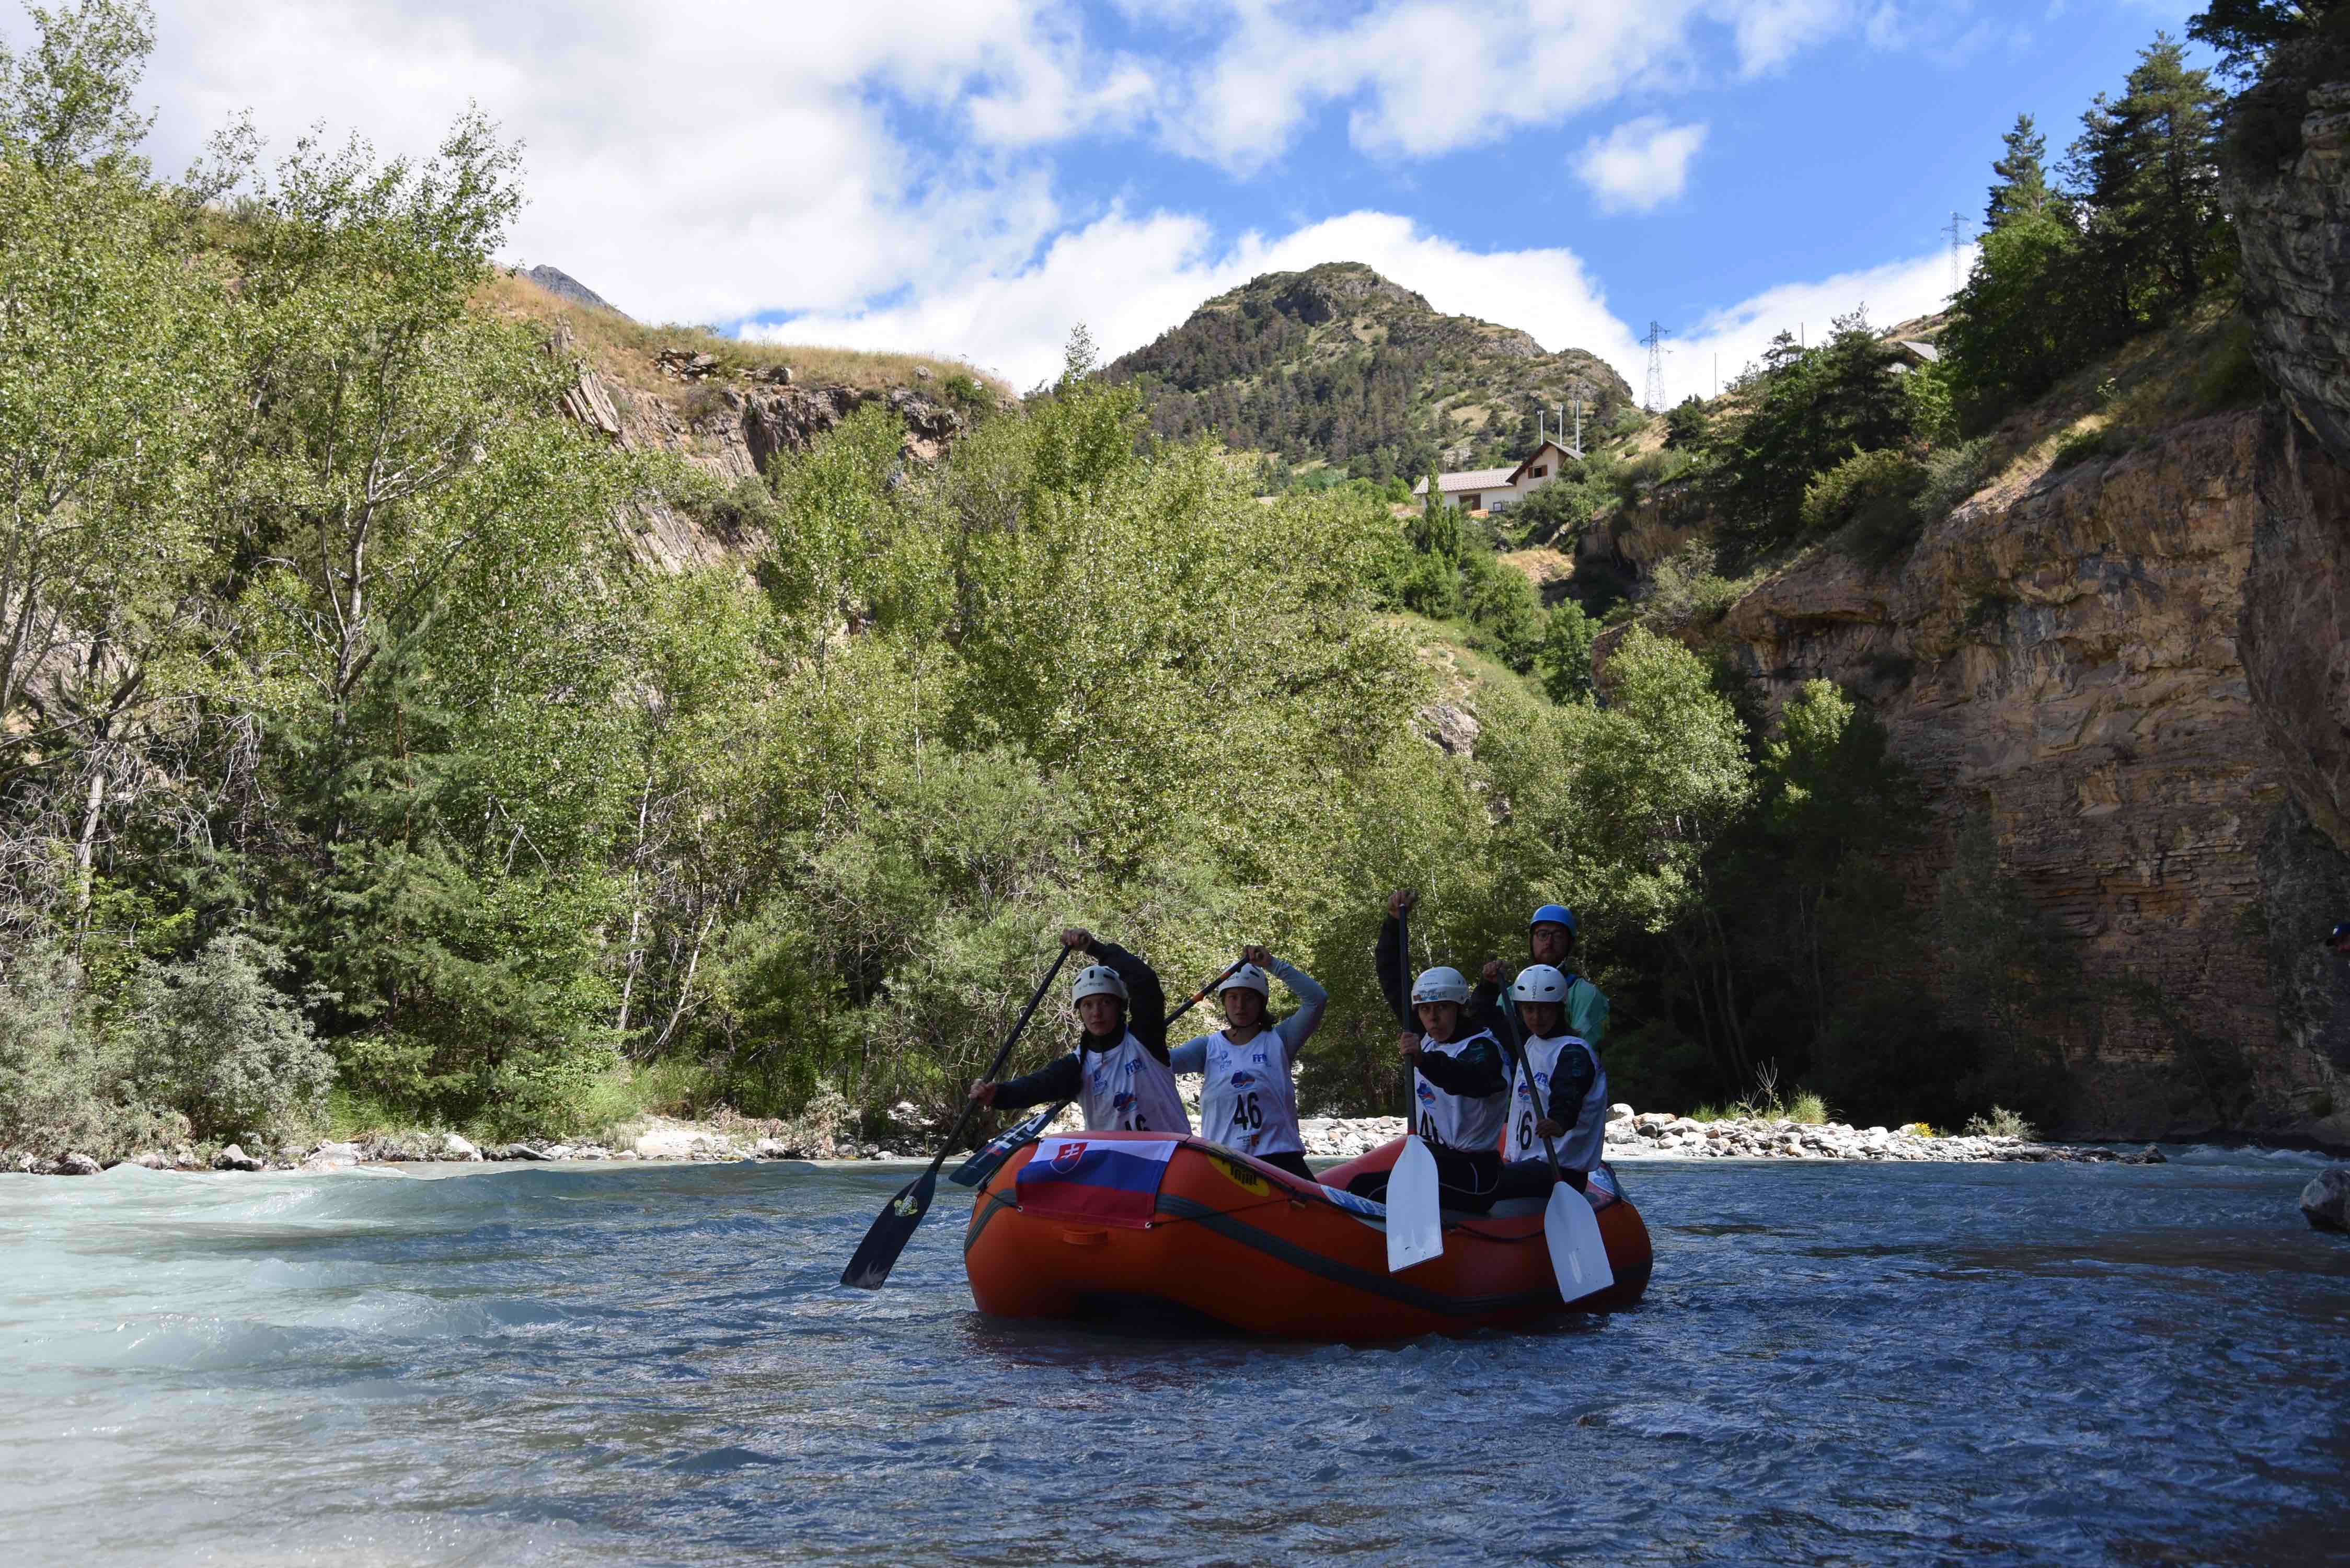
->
[[2232, 81, 2350, 465], [1712, 412, 2323, 1135], [1646, 63, 2350, 1142], [549, 325, 966, 571]]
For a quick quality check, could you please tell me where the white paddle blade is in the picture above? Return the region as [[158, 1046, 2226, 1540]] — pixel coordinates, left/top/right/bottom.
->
[[1543, 1181, 1616, 1303], [1385, 1136, 1446, 1273]]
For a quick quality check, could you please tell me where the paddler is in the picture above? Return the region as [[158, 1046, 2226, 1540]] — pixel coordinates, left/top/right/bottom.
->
[[1494, 963, 1608, 1194], [1470, 903, 1609, 1047], [969, 927, 1191, 1135], [1169, 944, 1328, 1180], [1365, 889, 1506, 1209]]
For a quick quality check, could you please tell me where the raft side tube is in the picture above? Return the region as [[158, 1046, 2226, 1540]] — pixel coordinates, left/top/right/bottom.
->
[[963, 1131, 1651, 1340]]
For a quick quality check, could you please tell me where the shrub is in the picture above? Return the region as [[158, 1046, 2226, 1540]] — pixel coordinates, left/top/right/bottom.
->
[[940, 371, 992, 410], [1913, 437, 1990, 525], [118, 935, 333, 1145], [2049, 425, 2122, 471], [1802, 448, 1926, 539], [1664, 396, 1711, 448], [2191, 314, 2270, 414], [1964, 1105, 2038, 1139], [1783, 1090, 1835, 1126], [1643, 541, 1745, 629], [1, 947, 121, 1157]]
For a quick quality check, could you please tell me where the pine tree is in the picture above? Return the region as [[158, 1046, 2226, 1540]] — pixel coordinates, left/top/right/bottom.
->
[[2064, 34, 2232, 320], [1985, 114, 2056, 229]]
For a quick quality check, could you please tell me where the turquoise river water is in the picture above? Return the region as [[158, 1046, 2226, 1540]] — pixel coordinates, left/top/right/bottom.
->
[[3, 1149, 2347, 1566]]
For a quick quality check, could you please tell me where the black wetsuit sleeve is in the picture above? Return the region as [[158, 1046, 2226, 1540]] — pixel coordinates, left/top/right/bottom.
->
[[1548, 1043, 1596, 1124], [1465, 975, 1507, 1040], [992, 1052, 1081, 1111], [1089, 939, 1167, 1060], [1376, 915, 1411, 1028], [1414, 1035, 1506, 1097]]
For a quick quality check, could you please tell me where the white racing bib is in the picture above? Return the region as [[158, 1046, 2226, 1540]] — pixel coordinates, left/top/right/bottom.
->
[[1199, 1031, 1301, 1157], [1504, 1032, 1608, 1170], [1412, 1030, 1506, 1152], [1079, 1032, 1193, 1135]]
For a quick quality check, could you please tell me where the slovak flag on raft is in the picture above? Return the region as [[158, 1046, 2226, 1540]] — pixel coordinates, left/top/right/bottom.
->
[[1015, 1137, 1179, 1228]]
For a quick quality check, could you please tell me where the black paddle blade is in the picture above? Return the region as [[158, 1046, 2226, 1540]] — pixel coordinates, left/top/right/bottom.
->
[[839, 1169, 938, 1289]]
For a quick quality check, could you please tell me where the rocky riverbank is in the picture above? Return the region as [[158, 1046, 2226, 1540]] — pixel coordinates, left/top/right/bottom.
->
[[1591, 1106, 2168, 1165], [9, 1102, 2176, 1174]]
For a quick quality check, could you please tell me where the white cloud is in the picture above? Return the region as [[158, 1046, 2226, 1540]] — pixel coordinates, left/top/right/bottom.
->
[[134, 0, 1129, 325], [110, 0, 1963, 408], [1660, 244, 1971, 403], [1163, 1, 1858, 173], [753, 207, 1645, 393], [1574, 117, 1709, 213]]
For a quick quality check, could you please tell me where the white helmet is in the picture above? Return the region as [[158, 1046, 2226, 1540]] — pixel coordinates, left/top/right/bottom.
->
[[1410, 966, 1471, 1006], [1511, 964, 1570, 1004], [1072, 964, 1128, 1004], [1218, 963, 1270, 998]]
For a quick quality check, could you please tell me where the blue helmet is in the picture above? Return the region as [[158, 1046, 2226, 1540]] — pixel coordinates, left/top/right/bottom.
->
[[1529, 904, 1578, 934], [2331, 922, 2350, 944]]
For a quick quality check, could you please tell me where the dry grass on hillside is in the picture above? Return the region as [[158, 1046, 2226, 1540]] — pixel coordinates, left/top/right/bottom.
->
[[1970, 298, 2265, 505], [478, 271, 1012, 403]]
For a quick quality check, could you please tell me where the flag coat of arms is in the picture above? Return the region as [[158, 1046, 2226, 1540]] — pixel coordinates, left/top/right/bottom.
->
[[1014, 1137, 1179, 1228]]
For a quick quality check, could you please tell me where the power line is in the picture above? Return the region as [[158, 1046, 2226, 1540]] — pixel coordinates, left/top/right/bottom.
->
[[1943, 210, 1968, 292], [1642, 320, 1671, 413]]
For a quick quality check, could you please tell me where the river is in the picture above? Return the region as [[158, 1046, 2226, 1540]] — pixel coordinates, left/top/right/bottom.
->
[[3, 1150, 2345, 1566]]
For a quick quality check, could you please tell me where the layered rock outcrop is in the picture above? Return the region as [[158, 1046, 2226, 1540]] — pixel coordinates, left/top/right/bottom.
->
[[549, 325, 967, 571], [1712, 412, 2312, 1133]]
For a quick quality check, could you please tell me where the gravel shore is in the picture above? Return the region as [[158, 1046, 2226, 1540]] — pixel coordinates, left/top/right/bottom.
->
[[7, 1102, 2172, 1174]]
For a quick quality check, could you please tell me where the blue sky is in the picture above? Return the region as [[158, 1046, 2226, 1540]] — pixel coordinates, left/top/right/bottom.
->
[[103, 1, 2207, 400]]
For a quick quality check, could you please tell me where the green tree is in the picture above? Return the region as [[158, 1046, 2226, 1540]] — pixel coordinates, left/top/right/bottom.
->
[[2064, 36, 2233, 320], [1941, 212, 2114, 430], [1664, 396, 1711, 448], [2187, 0, 2345, 81], [1703, 307, 1920, 556], [0, 0, 152, 170], [1985, 113, 2056, 229], [1535, 600, 1596, 703], [0, 0, 236, 929]]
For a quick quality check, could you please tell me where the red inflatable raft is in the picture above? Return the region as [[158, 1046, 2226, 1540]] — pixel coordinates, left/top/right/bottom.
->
[[963, 1129, 1651, 1340]]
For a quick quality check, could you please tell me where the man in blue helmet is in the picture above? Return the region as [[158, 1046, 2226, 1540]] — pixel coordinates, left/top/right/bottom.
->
[[1468, 904, 1609, 1047]]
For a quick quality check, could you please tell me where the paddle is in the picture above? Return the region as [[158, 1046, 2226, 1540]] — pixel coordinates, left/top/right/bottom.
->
[[840, 944, 1073, 1289], [948, 956, 1248, 1190], [1495, 995, 1615, 1305], [1385, 904, 1445, 1273]]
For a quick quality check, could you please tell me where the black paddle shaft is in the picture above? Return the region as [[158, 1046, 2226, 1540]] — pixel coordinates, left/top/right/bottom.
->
[[925, 942, 1077, 1185], [947, 954, 1246, 1190], [839, 943, 1073, 1289], [1400, 905, 1416, 1138], [1496, 994, 1564, 1180]]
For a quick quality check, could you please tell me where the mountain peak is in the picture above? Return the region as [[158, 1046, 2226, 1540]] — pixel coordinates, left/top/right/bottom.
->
[[1107, 261, 1632, 479], [524, 264, 627, 319]]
